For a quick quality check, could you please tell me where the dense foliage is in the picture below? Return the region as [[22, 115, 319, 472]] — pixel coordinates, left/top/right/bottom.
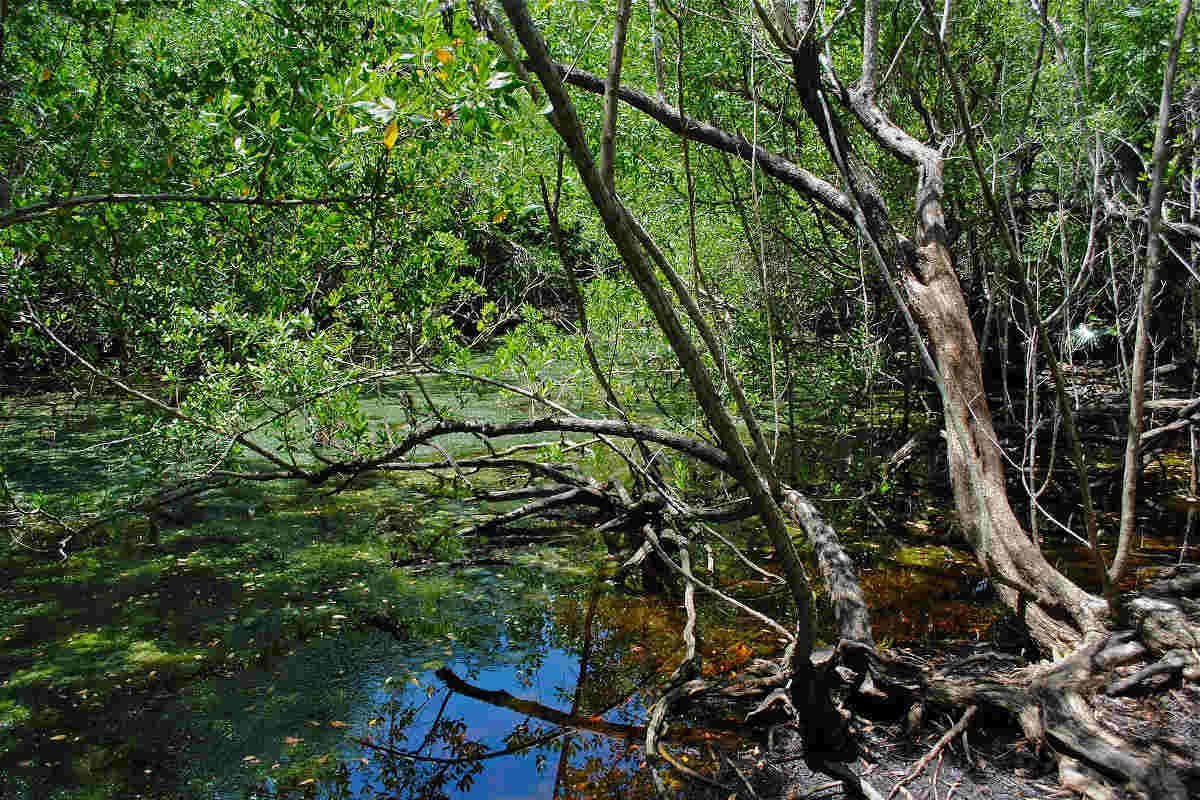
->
[[2, 0, 1198, 796]]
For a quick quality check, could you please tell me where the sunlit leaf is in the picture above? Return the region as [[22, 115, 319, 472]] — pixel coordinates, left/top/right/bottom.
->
[[383, 120, 399, 150], [485, 72, 514, 90]]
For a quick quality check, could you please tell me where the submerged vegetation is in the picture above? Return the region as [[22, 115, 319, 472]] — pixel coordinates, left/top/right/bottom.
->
[[2, 0, 1199, 797]]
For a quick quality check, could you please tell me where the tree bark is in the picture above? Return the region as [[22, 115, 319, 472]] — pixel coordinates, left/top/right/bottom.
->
[[1112, 0, 1193, 586]]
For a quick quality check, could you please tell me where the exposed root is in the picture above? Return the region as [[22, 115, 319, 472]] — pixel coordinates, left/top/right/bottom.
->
[[1106, 649, 1189, 696]]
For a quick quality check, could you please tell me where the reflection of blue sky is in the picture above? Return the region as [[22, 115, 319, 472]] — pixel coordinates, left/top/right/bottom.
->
[[346, 655, 577, 800], [184, 569, 645, 799]]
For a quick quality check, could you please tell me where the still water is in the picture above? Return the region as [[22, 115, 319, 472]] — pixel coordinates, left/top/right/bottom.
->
[[7, 376, 1151, 798]]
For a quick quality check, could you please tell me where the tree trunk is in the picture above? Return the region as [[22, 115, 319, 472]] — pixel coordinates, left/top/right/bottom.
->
[[905, 229, 1107, 654]]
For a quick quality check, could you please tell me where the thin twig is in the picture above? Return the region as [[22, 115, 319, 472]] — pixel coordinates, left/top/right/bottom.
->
[[887, 705, 978, 800]]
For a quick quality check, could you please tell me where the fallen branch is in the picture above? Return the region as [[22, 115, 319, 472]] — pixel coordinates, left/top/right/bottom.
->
[[886, 705, 977, 799]]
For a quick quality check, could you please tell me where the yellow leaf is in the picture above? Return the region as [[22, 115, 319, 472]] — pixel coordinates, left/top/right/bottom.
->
[[436, 70, 448, 81], [42, 68, 51, 81], [298, 778, 316, 786], [328, 720, 349, 728], [383, 119, 399, 150], [492, 209, 509, 224], [434, 47, 453, 65], [284, 736, 304, 745], [50, 734, 67, 741]]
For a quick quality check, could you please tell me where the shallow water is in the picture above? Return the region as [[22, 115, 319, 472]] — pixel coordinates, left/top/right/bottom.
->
[[0, 383, 747, 799], [165, 570, 660, 800], [9, 377, 1183, 798], [0, 541, 688, 799]]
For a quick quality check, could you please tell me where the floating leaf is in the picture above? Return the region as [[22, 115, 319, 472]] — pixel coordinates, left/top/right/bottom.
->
[[49, 734, 67, 741], [298, 778, 316, 786], [383, 120, 399, 150], [328, 720, 349, 728], [284, 737, 304, 745]]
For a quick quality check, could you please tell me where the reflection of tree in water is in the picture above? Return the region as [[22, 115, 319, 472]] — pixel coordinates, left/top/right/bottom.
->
[[353, 585, 691, 799]]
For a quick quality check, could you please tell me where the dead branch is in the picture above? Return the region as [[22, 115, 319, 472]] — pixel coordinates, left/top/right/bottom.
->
[[886, 705, 977, 799]]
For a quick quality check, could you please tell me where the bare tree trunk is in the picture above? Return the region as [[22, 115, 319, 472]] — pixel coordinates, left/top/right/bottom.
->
[[598, 0, 631, 190], [917, 0, 1114, 611], [797, 17, 1109, 651], [646, 0, 666, 102], [549, 36, 1108, 652], [1112, 0, 1194, 585], [496, 0, 847, 749]]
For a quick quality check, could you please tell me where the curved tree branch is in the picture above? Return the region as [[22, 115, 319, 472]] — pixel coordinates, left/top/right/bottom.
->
[[0, 192, 386, 228], [551, 62, 854, 221]]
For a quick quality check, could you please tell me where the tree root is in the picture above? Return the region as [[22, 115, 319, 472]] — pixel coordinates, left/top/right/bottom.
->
[[695, 616, 1198, 799], [1106, 649, 1189, 696]]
